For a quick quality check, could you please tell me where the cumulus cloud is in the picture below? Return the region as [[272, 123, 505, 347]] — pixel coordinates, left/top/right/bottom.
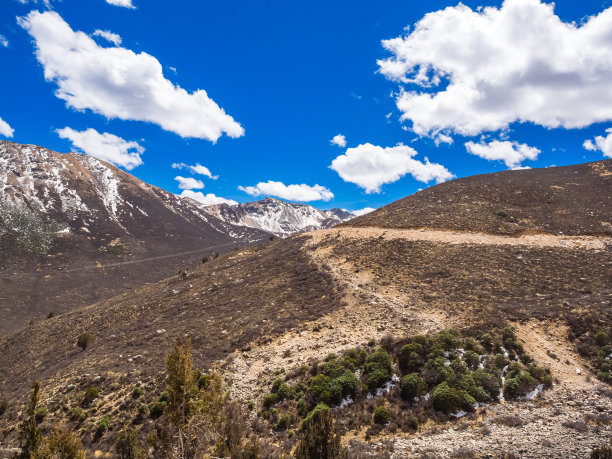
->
[[329, 143, 454, 194], [92, 29, 121, 46], [352, 207, 376, 217], [172, 162, 218, 179], [0, 116, 14, 138], [379, 0, 612, 136], [0, 35, 8, 47], [330, 134, 347, 147], [464, 140, 540, 169], [434, 133, 453, 146], [56, 127, 143, 169], [174, 176, 204, 190], [179, 190, 237, 206], [19, 11, 243, 142], [105, 0, 135, 8], [238, 181, 334, 202], [583, 128, 612, 158]]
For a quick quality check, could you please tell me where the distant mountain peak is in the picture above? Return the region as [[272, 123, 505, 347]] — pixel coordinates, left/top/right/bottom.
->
[[197, 197, 357, 236]]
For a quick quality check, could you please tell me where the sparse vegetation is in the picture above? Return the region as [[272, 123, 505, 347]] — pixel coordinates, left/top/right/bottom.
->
[[0, 200, 65, 256]]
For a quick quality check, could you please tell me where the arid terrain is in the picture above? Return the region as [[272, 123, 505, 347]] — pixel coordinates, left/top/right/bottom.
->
[[0, 159, 611, 457]]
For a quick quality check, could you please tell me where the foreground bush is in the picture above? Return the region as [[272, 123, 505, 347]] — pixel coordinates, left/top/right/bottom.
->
[[294, 405, 347, 459]]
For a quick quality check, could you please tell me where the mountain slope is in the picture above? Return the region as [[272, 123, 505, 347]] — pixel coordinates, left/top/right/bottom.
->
[[0, 159, 610, 456], [0, 140, 270, 334], [197, 197, 355, 236], [348, 159, 612, 236]]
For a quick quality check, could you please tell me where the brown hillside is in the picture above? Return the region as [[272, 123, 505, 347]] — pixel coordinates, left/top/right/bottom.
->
[[348, 159, 612, 236], [0, 160, 611, 456]]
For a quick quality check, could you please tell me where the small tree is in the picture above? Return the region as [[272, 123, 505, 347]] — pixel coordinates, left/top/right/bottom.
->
[[116, 427, 145, 459], [17, 381, 42, 459], [294, 405, 346, 459]]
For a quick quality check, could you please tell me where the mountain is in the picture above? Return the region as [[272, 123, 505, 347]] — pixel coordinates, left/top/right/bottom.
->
[[196, 197, 357, 236], [0, 158, 611, 457], [348, 159, 612, 235], [0, 140, 270, 334]]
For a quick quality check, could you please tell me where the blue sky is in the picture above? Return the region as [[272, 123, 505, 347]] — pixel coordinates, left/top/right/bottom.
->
[[1, 0, 612, 212]]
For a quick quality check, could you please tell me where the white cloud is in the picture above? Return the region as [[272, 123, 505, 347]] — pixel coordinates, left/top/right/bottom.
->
[[330, 134, 347, 147], [379, 0, 612, 136], [434, 133, 453, 146], [171, 162, 218, 179], [583, 128, 612, 158], [174, 176, 204, 190], [352, 207, 376, 217], [0, 116, 14, 138], [105, 0, 135, 8], [57, 127, 143, 169], [238, 181, 334, 202], [180, 190, 237, 206], [464, 140, 540, 169], [329, 143, 454, 194], [92, 29, 122, 46], [0, 35, 8, 47], [19, 11, 243, 142]]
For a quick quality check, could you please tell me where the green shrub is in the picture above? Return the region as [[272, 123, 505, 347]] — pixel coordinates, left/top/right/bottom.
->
[[435, 329, 460, 351], [96, 415, 110, 435], [158, 390, 171, 403], [81, 387, 99, 407], [131, 387, 143, 398], [503, 377, 519, 398], [148, 401, 166, 418], [472, 369, 501, 400], [364, 348, 393, 374], [137, 404, 148, 417], [365, 368, 390, 392], [493, 354, 508, 369], [276, 414, 293, 431], [432, 382, 462, 413], [76, 332, 92, 350], [480, 333, 493, 350], [373, 405, 390, 425], [400, 374, 427, 400], [262, 393, 278, 408], [595, 331, 610, 347], [0, 398, 7, 416], [68, 407, 87, 422], [464, 350, 480, 369]]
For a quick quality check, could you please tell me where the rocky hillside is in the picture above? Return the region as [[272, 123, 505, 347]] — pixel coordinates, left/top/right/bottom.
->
[[198, 197, 357, 236], [348, 159, 612, 236], [0, 140, 270, 334], [0, 160, 610, 457]]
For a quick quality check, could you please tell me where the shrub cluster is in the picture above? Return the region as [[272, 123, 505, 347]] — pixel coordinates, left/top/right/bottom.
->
[[593, 331, 612, 384]]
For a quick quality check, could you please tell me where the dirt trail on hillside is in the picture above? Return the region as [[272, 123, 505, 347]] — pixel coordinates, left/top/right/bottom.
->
[[225, 232, 452, 402], [313, 226, 611, 250]]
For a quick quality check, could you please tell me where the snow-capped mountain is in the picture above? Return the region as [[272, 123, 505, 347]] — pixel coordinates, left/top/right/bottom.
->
[[0, 140, 269, 249], [195, 197, 357, 236]]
